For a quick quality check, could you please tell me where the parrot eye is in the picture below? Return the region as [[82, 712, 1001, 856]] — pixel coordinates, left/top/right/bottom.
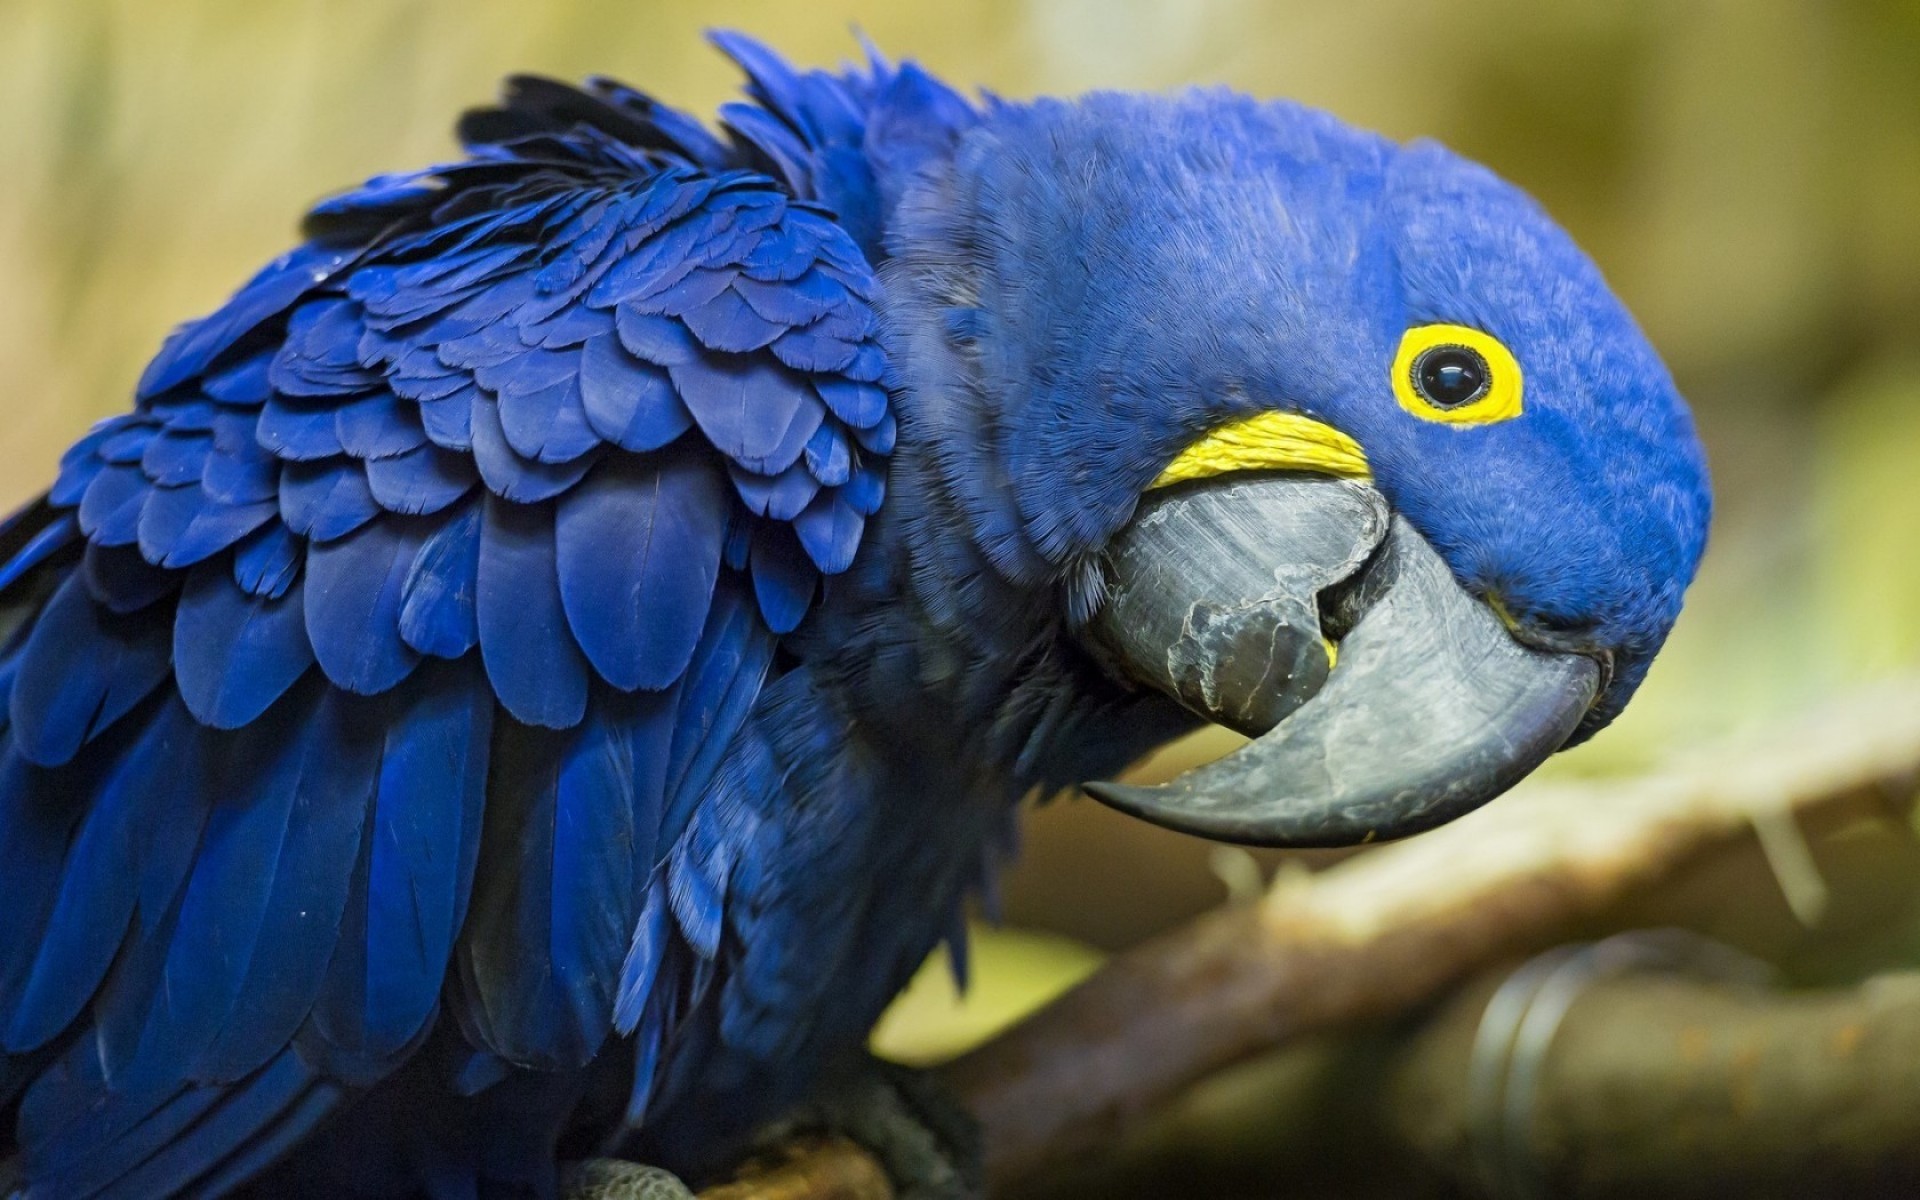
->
[[1412, 345, 1488, 407], [1392, 323, 1524, 426]]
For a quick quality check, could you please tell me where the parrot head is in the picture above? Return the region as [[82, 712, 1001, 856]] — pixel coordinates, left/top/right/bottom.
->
[[884, 89, 1710, 846]]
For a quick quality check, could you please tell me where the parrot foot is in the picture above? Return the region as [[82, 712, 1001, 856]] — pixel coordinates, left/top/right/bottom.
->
[[560, 1159, 696, 1200], [753, 1057, 983, 1200]]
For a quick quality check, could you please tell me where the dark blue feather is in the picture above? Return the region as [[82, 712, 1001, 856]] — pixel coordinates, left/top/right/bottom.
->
[[399, 500, 482, 658], [138, 244, 355, 399], [304, 516, 428, 695], [335, 388, 429, 460], [140, 429, 212, 488], [231, 522, 303, 600], [10, 575, 171, 766], [173, 561, 314, 729], [555, 452, 727, 692], [279, 458, 381, 542], [468, 393, 600, 504], [3, 696, 208, 1054], [459, 697, 634, 1068], [0, 514, 81, 596], [258, 394, 349, 461], [81, 541, 177, 614], [477, 494, 589, 728], [748, 522, 816, 635], [136, 482, 276, 569], [77, 463, 150, 547], [666, 353, 813, 464], [578, 332, 692, 452], [314, 657, 491, 1064], [107, 675, 368, 1093], [365, 441, 478, 515]]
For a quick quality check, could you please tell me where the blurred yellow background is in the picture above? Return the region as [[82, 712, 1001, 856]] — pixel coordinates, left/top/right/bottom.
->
[[1, 0, 1916, 1059]]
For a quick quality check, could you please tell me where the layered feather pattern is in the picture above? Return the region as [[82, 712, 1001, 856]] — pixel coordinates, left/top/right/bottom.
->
[[0, 33, 901, 1198]]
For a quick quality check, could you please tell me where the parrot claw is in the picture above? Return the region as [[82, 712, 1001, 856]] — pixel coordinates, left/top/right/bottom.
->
[[748, 1056, 983, 1200], [560, 1159, 697, 1200]]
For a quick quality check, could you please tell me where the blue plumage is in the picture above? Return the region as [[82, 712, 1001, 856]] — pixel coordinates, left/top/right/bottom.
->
[[0, 27, 1711, 1200]]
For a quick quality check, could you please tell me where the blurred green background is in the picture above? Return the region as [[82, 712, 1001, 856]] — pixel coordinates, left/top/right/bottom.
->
[[1, 0, 1917, 1135]]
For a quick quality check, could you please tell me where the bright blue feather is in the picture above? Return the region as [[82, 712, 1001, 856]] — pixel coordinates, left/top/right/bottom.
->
[[173, 562, 313, 729], [555, 452, 727, 692], [476, 494, 588, 727]]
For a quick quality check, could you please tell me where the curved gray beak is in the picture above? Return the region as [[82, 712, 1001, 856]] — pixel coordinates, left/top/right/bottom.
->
[[1082, 475, 1601, 848]]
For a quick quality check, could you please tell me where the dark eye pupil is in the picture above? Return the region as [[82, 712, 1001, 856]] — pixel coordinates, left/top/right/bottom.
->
[[1413, 345, 1490, 407]]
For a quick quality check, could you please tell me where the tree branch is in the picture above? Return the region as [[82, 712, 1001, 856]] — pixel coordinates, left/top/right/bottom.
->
[[698, 678, 1920, 1195]]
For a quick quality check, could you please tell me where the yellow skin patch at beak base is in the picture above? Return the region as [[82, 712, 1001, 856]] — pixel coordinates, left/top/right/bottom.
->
[[1148, 410, 1372, 491]]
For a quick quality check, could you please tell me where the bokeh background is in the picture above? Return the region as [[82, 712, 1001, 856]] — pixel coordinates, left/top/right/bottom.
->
[[1, 0, 1916, 1192]]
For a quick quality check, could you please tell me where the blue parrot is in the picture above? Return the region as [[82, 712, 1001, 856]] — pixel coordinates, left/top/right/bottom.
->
[[0, 30, 1708, 1200]]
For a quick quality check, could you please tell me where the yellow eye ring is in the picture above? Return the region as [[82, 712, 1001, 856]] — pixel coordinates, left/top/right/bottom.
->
[[1391, 323, 1523, 426]]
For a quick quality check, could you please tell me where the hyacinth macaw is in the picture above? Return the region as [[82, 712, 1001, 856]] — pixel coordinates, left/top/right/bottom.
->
[[0, 30, 1708, 1200]]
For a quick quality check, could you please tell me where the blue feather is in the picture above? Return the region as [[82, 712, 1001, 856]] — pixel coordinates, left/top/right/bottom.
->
[[231, 522, 303, 600], [10, 575, 171, 767], [335, 388, 429, 460], [659, 578, 775, 844], [304, 516, 428, 695], [365, 441, 478, 515], [106, 675, 368, 1093], [812, 377, 888, 428], [748, 522, 816, 634], [802, 423, 852, 486], [314, 657, 492, 1064], [201, 351, 275, 406], [666, 353, 814, 465], [477, 494, 589, 727], [732, 270, 843, 326], [3, 696, 209, 1054], [279, 458, 382, 542], [613, 308, 703, 368], [469, 393, 600, 504], [459, 697, 634, 1068], [136, 482, 276, 569], [202, 409, 280, 504], [138, 430, 213, 487], [399, 500, 482, 658], [257, 394, 349, 460], [498, 375, 600, 465], [0, 747, 85, 1029], [81, 542, 177, 614], [792, 491, 865, 573], [77, 463, 150, 547], [555, 452, 727, 691], [418, 382, 479, 451], [173, 561, 314, 729], [578, 332, 693, 452], [0, 514, 81, 596], [137, 244, 355, 399]]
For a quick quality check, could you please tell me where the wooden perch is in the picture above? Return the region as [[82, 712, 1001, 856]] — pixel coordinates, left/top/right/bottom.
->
[[698, 678, 1920, 1196], [1386, 966, 1920, 1197]]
